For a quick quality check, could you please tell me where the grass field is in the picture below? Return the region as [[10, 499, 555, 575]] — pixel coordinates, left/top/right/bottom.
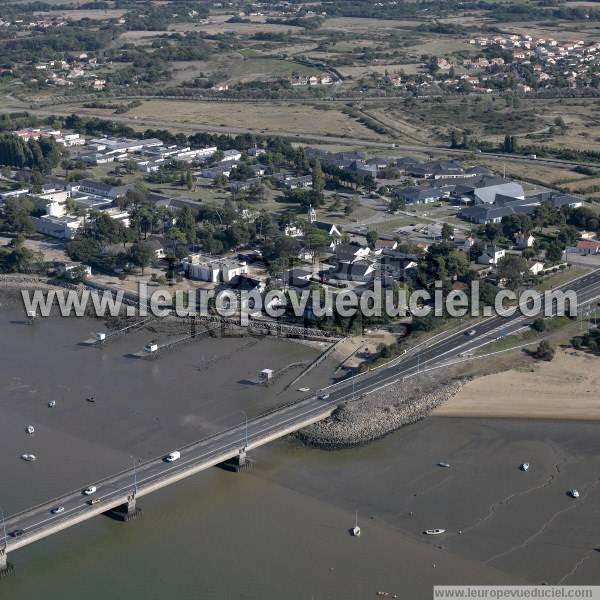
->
[[111, 100, 387, 140]]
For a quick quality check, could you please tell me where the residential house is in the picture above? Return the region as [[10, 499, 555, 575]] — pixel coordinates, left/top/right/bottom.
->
[[284, 224, 304, 238], [184, 256, 249, 282], [477, 246, 506, 265], [328, 260, 377, 282], [528, 261, 545, 276], [282, 175, 313, 190], [284, 268, 314, 288], [374, 239, 398, 251], [221, 149, 242, 162], [335, 244, 371, 263], [58, 262, 92, 279], [574, 240, 600, 255], [514, 232, 535, 248]]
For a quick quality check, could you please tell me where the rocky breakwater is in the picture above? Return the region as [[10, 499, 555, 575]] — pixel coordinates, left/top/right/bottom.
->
[[296, 376, 467, 449]]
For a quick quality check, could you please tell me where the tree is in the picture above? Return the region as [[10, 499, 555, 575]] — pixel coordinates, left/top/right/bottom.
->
[[186, 168, 194, 191], [344, 196, 359, 215], [450, 129, 458, 148], [247, 182, 272, 203], [441, 222, 454, 241], [389, 196, 406, 213], [65, 236, 102, 264], [214, 174, 227, 188], [311, 159, 325, 194], [1, 196, 34, 233], [0, 235, 42, 274], [497, 254, 528, 290], [366, 229, 378, 249], [176, 205, 196, 244], [545, 242, 564, 264], [129, 241, 154, 275]]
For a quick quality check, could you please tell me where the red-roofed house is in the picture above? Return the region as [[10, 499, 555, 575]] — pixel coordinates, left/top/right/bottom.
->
[[374, 239, 398, 251], [576, 240, 600, 255]]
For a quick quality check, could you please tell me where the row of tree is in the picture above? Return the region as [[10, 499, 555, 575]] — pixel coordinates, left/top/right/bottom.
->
[[0, 134, 63, 173]]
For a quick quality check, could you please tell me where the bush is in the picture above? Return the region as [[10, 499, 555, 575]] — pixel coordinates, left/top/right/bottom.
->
[[533, 340, 555, 361], [531, 318, 546, 333]]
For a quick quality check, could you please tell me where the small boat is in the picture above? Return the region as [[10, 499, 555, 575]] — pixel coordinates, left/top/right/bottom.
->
[[520, 462, 530, 472], [86, 396, 95, 403], [569, 489, 580, 499], [48, 400, 56, 408], [438, 462, 451, 468], [424, 529, 445, 535], [25, 425, 35, 435], [297, 387, 310, 392], [351, 511, 361, 537], [21, 454, 36, 462]]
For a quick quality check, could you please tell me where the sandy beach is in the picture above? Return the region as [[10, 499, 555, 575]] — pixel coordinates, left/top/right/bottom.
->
[[435, 349, 600, 420]]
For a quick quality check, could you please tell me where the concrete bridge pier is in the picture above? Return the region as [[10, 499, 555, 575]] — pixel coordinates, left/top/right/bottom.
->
[[0, 546, 15, 578], [105, 493, 142, 522], [219, 447, 253, 473]]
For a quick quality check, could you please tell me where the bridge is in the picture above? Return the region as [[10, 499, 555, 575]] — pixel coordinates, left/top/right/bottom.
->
[[2, 269, 600, 577]]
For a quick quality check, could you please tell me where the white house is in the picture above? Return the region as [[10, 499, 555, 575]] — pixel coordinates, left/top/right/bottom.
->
[[477, 246, 506, 266], [284, 224, 304, 238], [514, 232, 535, 248], [60, 262, 92, 279], [221, 149, 242, 162], [528, 261, 545, 275], [185, 256, 248, 283]]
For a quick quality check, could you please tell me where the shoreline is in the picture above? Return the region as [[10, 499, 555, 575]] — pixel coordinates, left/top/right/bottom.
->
[[434, 348, 600, 422]]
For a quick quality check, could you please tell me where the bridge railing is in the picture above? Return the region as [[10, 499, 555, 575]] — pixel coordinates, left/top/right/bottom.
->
[[5, 388, 329, 522]]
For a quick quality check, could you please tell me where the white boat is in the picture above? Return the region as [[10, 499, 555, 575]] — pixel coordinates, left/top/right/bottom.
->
[[351, 512, 361, 537], [569, 489, 580, 499], [25, 425, 35, 435], [48, 400, 56, 408], [520, 462, 530, 471], [438, 462, 451, 468], [297, 387, 310, 392], [21, 454, 36, 462], [424, 529, 446, 535]]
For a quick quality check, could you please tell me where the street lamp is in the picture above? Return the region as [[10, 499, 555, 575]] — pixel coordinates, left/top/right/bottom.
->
[[0, 506, 7, 548], [131, 456, 138, 496], [239, 410, 249, 449]]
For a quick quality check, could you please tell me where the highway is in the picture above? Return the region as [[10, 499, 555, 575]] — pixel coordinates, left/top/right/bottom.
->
[[2, 268, 600, 562]]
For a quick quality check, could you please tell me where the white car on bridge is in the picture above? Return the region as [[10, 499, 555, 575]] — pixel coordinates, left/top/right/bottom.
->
[[83, 486, 97, 495], [165, 451, 181, 462]]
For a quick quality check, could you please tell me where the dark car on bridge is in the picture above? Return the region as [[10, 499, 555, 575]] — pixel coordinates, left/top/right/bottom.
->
[[9, 529, 25, 538]]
